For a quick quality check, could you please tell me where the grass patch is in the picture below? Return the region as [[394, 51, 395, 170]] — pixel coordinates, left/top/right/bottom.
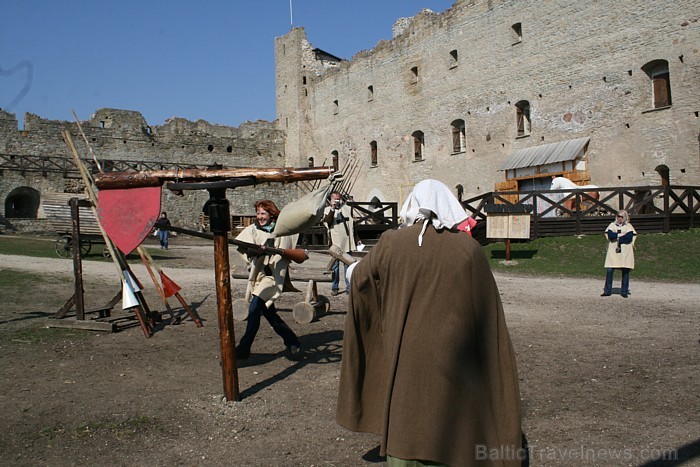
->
[[0, 235, 147, 261], [0, 269, 72, 309], [484, 228, 700, 282]]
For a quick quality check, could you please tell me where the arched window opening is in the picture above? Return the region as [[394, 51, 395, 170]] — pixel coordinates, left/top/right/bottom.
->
[[412, 131, 425, 161], [332, 150, 339, 171], [308, 157, 315, 167], [515, 100, 531, 137], [655, 164, 670, 187], [451, 119, 466, 153], [642, 60, 672, 108], [370, 141, 378, 167], [5, 187, 40, 219]]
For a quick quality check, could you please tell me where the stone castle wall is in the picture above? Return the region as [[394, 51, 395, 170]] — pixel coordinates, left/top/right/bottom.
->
[[0, 108, 294, 233], [276, 0, 700, 203]]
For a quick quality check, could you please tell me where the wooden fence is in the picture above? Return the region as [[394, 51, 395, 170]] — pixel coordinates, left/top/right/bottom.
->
[[462, 184, 700, 241]]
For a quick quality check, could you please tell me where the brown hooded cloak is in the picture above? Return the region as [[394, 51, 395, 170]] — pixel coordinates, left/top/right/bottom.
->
[[336, 223, 522, 465]]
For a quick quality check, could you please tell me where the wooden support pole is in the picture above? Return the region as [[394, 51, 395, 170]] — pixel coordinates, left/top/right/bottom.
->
[[69, 197, 86, 320], [214, 232, 240, 402]]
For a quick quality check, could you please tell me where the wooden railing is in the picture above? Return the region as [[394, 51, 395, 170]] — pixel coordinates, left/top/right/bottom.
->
[[0, 153, 204, 176], [463, 185, 699, 239]]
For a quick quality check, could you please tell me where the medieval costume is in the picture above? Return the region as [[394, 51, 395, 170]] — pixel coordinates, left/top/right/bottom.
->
[[235, 200, 301, 360], [323, 193, 356, 294], [602, 210, 637, 297], [337, 180, 522, 465]]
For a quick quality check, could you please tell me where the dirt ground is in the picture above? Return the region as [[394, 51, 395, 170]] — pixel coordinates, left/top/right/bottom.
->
[[0, 235, 698, 466]]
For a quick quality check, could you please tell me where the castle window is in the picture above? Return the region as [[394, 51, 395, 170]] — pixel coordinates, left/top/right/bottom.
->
[[308, 157, 314, 167], [411, 66, 419, 84], [367, 85, 374, 101], [207, 144, 214, 152], [642, 60, 672, 109], [451, 119, 466, 153], [512, 23, 522, 44], [370, 141, 378, 167], [449, 50, 458, 69], [332, 150, 339, 171], [302, 76, 307, 85], [412, 131, 425, 161], [515, 100, 531, 137], [227, 145, 233, 153], [333, 99, 339, 115]]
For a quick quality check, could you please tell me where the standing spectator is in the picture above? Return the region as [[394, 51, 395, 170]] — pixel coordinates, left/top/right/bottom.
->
[[235, 199, 302, 361], [337, 179, 523, 465], [601, 209, 637, 297], [154, 212, 171, 250], [323, 191, 356, 296]]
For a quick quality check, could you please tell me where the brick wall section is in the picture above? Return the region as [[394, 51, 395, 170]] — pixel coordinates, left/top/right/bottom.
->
[[276, 0, 700, 203], [1, 109, 299, 232]]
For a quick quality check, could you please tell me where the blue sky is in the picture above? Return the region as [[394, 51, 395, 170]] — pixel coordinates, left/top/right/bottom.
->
[[1, 1, 455, 129]]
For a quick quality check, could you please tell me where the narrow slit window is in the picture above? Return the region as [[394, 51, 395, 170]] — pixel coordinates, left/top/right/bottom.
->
[[367, 85, 374, 101], [449, 50, 458, 68], [412, 131, 425, 161], [332, 151, 339, 171], [515, 100, 531, 136], [411, 66, 419, 84], [370, 141, 378, 167], [512, 23, 522, 44], [451, 119, 466, 153]]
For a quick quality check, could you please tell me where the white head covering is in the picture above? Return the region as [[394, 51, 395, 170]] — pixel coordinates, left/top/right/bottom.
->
[[399, 179, 468, 246]]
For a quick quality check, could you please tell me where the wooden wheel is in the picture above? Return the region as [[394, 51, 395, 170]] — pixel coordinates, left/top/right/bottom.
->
[[79, 238, 92, 256], [55, 235, 71, 258]]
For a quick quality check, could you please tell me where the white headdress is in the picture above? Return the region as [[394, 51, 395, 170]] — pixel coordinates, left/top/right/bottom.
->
[[399, 179, 468, 246]]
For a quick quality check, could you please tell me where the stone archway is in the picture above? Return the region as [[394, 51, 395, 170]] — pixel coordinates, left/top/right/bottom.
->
[[4, 187, 41, 218]]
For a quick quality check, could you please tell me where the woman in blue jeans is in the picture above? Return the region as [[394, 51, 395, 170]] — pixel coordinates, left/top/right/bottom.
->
[[601, 210, 637, 298], [234, 199, 302, 361]]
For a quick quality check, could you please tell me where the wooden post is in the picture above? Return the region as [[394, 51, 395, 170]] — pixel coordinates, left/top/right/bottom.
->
[[208, 190, 240, 402], [663, 184, 670, 233], [505, 238, 512, 261], [69, 197, 86, 320]]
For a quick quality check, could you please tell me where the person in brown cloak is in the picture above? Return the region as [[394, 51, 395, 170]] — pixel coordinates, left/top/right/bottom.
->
[[337, 179, 523, 466]]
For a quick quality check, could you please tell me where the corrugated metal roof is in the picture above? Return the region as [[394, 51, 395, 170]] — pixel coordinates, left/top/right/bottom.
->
[[499, 137, 590, 171]]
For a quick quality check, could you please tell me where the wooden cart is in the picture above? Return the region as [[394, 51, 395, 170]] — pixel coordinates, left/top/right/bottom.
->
[[44, 192, 108, 258]]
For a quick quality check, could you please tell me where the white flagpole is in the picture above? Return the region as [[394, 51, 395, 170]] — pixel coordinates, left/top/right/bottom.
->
[[290, 0, 293, 27]]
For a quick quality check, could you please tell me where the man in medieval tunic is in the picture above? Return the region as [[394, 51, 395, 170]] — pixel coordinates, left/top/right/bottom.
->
[[337, 179, 523, 466], [323, 191, 356, 295]]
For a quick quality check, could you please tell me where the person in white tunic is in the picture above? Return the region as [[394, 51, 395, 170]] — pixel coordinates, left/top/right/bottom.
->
[[235, 199, 302, 360], [601, 210, 637, 298]]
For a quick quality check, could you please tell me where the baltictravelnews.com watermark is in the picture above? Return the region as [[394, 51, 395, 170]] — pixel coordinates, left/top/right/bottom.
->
[[476, 444, 678, 463]]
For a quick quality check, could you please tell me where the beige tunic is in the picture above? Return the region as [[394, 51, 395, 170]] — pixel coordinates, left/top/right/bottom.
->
[[235, 224, 298, 307], [337, 223, 522, 466], [604, 222, 636, 269], [323, 204, 356, 252]]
